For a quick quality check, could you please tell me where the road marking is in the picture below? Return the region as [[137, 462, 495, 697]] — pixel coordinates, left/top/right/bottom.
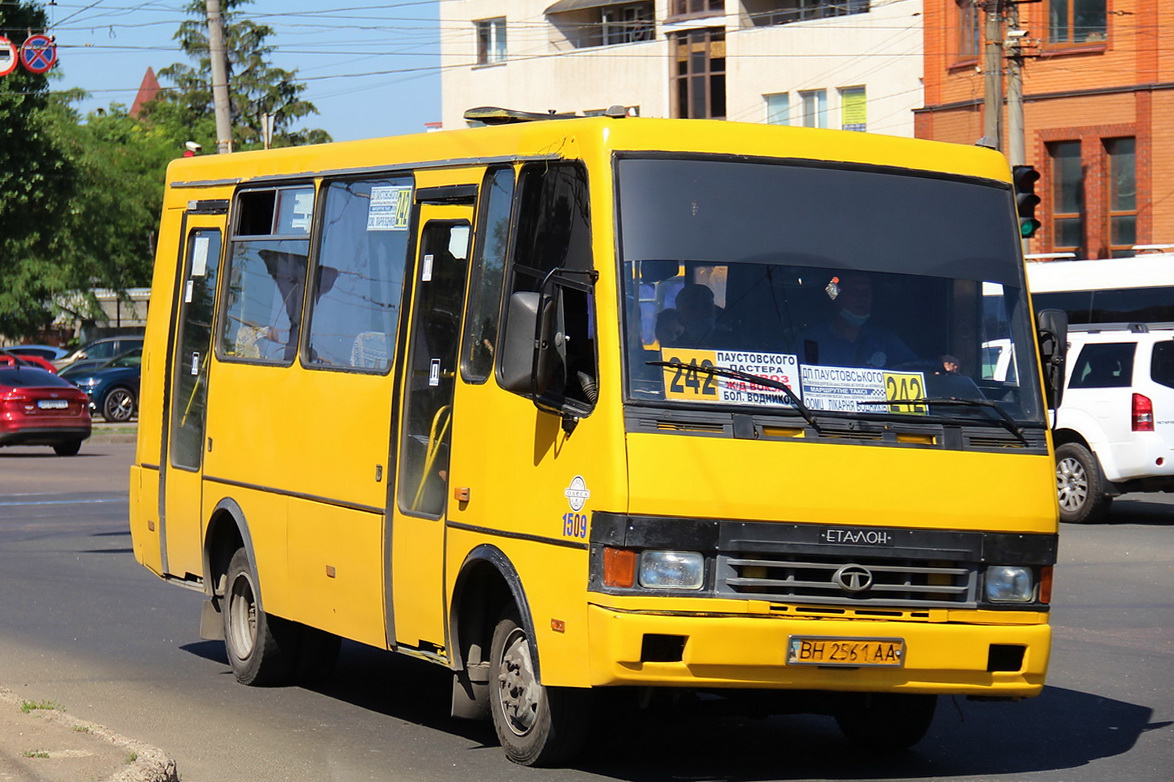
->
[[0, 498, 124, 507]]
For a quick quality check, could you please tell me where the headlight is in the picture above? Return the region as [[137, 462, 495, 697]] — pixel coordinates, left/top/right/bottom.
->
[[985, 565, 1034, 602], [638, 551, 704, 590]]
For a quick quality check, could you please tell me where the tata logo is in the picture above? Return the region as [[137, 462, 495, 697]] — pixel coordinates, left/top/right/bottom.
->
[[832, 564, 874, 593], [564, 476, 591, 512]]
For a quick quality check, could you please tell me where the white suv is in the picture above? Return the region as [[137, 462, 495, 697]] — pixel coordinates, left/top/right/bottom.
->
[[1053, 325, 1174, 522]]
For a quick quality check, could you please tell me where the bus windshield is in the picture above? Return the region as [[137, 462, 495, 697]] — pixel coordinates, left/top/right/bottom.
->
[[618, 156, 1045, 426]]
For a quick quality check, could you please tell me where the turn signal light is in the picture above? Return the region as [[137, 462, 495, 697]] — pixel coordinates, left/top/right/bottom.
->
[[603, 547, 637, 588], [1039, 566, 1053, 605], [1132, 393, 1154, 432]]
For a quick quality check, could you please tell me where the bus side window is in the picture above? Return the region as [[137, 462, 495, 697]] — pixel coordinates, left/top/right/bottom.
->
[[307, 177, 413, 371], [500, 161, 598, 412], [462, 166, 514, 382], [219, 186, 314, 365]]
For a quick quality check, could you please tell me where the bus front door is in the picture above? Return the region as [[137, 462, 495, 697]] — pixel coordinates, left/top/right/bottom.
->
[[390, 208, 473, 652], [162, 211, 225, 579]]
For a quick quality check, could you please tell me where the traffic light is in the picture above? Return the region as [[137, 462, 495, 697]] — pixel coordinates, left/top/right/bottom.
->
[[1013, 164, 1042, 238]]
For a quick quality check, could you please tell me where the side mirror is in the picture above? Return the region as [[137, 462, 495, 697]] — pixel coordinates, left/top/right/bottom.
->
[[499, 291, 561, 397], [1037, 307, 1068, 410]]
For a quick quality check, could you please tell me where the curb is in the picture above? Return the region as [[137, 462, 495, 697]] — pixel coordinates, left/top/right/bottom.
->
[[0, 687, 178, 782]]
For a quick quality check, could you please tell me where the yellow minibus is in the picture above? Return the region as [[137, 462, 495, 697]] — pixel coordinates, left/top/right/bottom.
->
[[130, 111, 1064, 765]]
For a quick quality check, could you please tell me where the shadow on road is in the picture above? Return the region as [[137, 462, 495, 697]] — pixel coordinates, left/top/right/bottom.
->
[[1103, 497, 1174, 526], [182, 639, 1164, 780]]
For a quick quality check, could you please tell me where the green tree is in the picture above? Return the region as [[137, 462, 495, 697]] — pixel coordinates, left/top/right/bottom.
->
[[0, 2, 77, 336], [148, 0, 330, 149]]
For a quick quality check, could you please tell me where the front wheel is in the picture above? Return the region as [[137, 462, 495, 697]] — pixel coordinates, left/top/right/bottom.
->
[[222, 548, 296, 685], [1055, 442, 1112, 524], [488, 606, 590, 766], [835, 693, 937, 751], [102, 387, 136, 422]]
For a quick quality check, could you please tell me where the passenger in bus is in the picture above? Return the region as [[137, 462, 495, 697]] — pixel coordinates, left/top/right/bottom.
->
[[655, 308, 685, 347], [674, 283, 729, 347], [801, 272, 917, 369]]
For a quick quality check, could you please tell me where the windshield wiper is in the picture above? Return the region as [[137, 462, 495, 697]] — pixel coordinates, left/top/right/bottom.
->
[[646, 360, 822, 432], [858, 396, 1029, 445]]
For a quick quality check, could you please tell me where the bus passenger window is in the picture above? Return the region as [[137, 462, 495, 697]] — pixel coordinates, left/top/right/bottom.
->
[[307, 177, 413, 371], [462, 166, 514, 382], [220, 186, 313, 365], [501, 161, 598, 411]]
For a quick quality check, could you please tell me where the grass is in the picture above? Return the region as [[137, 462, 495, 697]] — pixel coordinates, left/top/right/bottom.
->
[[19, 700, 60, 713], [73, 724, 91, 733], [22, 750, 50, 759]]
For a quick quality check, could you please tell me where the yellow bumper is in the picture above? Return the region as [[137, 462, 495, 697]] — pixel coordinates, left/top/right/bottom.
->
[[587, 604, 1050, 697]]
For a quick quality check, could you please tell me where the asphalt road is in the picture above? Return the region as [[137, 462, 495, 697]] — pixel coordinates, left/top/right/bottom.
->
[[0, 439, 1172, 781]]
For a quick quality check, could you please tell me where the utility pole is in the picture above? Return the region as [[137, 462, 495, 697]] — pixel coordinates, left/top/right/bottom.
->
[[1005, 1, 1026, 167], [206, 0, 233, 154], [981, 0, 1004, 150]]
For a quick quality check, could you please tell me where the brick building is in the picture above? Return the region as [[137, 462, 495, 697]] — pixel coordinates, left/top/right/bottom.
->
[[918, 1, 1173, 259]]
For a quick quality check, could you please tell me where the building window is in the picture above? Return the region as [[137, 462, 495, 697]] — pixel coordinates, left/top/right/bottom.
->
[[745, 0, 870, 27], [800, 89, 827, 128], [1106, 137, 1137, 257], [765, 93, 790, 125], [1049, 140, 1085, 255], [670, 0, 724, 19], [1049, 0, 1106, 45], [840, 86, 865, 132], [547, 2, 653, 48], [671, 29, 726, 119], [603, 3, 654, 45], [476, 17, 507, 65], [956, 0, 980, 59]]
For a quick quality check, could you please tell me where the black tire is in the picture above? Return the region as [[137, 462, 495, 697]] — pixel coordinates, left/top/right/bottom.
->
[[222, 548, 297, 686], [835, 693, 937, 751], [488, 606, 591, 766], [52, 440, 82, 456], [102, 386, 136, 422], [1055, 442, 1113, 524]]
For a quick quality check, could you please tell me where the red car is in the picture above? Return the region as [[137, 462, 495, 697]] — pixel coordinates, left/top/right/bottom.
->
[[0, 349, 58, 373], [0, 367, 92, 456]]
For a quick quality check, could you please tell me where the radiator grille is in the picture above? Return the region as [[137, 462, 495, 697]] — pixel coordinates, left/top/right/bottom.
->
[[717, 553, 978, 608]]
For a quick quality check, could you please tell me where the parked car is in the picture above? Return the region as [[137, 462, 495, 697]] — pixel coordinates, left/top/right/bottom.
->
[[1053, 324, 1174, 522], [67, 348, 142, 423], [54, 336, 144, 373], [4, 344, 70, 362], [0, 349, 58, 373], [0, 366, 92, 455]]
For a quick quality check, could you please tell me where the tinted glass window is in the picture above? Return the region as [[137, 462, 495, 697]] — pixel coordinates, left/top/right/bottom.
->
[[0, 368, 74, 388], [463, 166, 513, 382], [1152, 341, 1174, 389], [307, 177, 413, 371], [1069, 342, 1134, 389]]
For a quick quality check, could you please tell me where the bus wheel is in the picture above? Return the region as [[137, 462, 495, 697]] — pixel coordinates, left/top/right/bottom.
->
[[488, 606, 590, 766], [223, 548, 295, 686], [835, 693, 936, 751], [1055, 443, 1112, 523]]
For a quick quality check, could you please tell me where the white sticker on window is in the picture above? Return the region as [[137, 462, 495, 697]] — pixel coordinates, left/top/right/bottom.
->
[[368, 185, 413, 231], [421, 253, 434, 282], [291, 191, 314, 231], [429, 358, 441, 387], [184, 279, 194, 303], [190, 352, 200, 376], [191, 235, 210, 277]]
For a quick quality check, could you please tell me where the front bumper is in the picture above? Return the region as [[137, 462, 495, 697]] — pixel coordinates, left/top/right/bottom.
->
[[587, 604, 1050, 697]]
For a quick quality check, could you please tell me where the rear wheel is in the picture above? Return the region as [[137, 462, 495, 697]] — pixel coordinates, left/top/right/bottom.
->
[[52, 440, 82, 456], [1055, 443, 1113, 524], [835, 693, 937, 751], [222, 548, 296, 685], [488, 606, 591, 766], [102, 387, 136, 422]]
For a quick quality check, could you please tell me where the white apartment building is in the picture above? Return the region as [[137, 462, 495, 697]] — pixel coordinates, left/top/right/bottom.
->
[[438, 1, 924, 137]]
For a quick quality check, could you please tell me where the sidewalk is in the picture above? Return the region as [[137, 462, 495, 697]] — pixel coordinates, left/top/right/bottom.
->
[[0, 688, 177, 782]]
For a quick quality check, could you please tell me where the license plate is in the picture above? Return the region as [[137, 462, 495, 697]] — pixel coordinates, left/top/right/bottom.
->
[[787, 636, 905, 667], [37, 399, 68, 410]]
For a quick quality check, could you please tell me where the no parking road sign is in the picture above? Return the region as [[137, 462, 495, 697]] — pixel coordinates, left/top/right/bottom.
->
[[19, 34, 57, 74], [0, 36, 17, 78]]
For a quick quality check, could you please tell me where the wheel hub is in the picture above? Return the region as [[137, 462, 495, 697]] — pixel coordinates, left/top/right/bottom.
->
[[497, 629, 539, 736]]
